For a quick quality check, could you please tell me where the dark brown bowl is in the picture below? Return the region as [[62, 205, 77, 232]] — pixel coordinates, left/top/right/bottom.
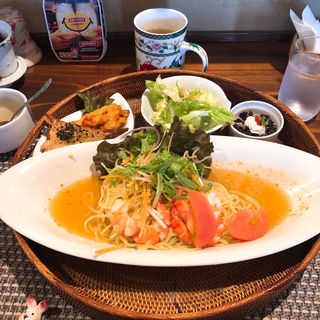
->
[[12, 70, 320, 319]]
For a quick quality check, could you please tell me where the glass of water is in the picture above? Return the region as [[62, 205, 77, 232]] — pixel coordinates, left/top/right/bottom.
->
[[278, 36, 320, 122]]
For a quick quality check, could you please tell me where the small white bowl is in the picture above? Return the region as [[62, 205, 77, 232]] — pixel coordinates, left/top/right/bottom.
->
[[229, 100, 284, 142], [141, 75, 232, 133], [0, 88, 34, 153]]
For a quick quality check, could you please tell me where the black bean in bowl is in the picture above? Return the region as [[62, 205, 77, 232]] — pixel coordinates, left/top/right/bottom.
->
[[233, 111, 277, 137]]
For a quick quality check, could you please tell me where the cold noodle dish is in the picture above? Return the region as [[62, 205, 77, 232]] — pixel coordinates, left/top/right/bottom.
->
[[50, 118, 291, 253]]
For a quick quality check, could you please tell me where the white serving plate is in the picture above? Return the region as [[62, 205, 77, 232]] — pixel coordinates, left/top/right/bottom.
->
[[141, 75, 232, 133], [0, 136, 319, 267], [33, 92, 134, 156]]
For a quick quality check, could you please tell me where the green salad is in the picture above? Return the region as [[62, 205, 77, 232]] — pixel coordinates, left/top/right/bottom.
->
[[145, 76, 234, 131]]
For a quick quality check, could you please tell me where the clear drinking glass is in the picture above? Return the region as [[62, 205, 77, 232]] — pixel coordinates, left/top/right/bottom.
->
[[278, 36, 320, 122]]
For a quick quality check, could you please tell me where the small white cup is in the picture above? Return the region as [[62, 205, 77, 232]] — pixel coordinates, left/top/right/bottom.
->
[[0, 20, 18, 79], [134, 8, 208, 72], [0, 88, 34, 153], [229, 101, 284, 142]]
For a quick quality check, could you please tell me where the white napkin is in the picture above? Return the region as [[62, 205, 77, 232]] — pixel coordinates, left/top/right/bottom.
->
[[290, 5, 320, 52]]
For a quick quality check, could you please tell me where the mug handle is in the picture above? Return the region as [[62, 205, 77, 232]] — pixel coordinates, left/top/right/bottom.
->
[[181, 41, 209, 72]]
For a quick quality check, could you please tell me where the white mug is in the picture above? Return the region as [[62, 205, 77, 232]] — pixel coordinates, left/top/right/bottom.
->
[[0, 20, 18, 78], [134, 8, 208, 72]]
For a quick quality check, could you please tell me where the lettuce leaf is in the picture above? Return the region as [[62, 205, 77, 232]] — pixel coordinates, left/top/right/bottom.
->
[[93, 118, 214, 178], [145, 78, 167, 112], [188, 89, 216, 106], [181, 108, 235, 131], [78, 91, 114, 114], [161, 117, 213, 177], [93, 130, 158, 176], [158, 98, 234, 131], [145, 77, 234, 131]]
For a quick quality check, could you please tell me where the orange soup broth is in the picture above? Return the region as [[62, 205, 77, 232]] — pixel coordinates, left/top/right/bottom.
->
[[50, 177, 101, 239], [50, 168, 291, 238], [209, 168, 291, 228]]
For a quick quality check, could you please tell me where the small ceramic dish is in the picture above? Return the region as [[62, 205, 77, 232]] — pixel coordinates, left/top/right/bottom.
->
[[229, 100, 284, 142], [0, 56, 27, 88], [141, 75, 232, 133], [0, 88, 34, 153], [32, 92, 134, 156]]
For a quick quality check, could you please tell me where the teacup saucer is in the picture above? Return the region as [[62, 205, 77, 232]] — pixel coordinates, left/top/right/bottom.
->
[[0, 56, 27, 88]]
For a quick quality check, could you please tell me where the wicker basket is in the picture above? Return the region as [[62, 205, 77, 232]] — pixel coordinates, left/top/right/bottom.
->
[[12, 70, 320, 319]]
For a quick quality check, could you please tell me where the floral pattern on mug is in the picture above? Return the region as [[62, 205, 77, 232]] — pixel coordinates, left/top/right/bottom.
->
[[136, 36, 183, 55], [139, 63, 158, 71], [137, 54, 183, 70], [183, 42, 207, 57], [151, 42, 162, 51], [134, 9, 208, 71]]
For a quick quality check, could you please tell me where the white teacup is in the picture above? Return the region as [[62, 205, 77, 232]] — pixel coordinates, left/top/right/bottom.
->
[[134, 8, 208, 72], [0, 20, 18, 79], [0, 88, 34, 153]]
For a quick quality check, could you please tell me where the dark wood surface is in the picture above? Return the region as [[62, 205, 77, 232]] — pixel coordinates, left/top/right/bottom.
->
[[11, 40, 320, 142], [4, 39, 320, 320]]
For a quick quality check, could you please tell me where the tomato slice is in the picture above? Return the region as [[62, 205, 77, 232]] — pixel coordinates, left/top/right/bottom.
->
[[189, 191, 218, 248], [225, 209, 269, 241]]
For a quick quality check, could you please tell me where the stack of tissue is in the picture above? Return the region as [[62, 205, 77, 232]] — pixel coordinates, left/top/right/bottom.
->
[[290, 5, 320, 52]]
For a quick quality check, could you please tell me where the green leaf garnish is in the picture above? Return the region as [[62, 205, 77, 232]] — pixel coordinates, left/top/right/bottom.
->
[[92, 118, 214, 199], [78, 91, 114, 113]]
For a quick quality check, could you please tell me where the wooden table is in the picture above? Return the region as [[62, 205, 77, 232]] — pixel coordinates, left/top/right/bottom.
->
[[12, 41, 320, 142], [3, 40, 319, 320]]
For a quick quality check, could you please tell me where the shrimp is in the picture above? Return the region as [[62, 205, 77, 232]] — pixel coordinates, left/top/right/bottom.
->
[[134, 225, 163, 245], [170, 200, 194, 245], [135, 202, 171, 245], [110, 211, 140, 237], [170, 192, 224, 247], [110, 202, 171, 245]]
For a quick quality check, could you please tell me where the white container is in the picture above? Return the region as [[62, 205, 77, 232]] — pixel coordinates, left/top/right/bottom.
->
[[0, 20, 18, 78], [0, 7, 42, 67], [229, 100, 284, 142], [0, 89, 34, 153], [278, 36, 320, 122], [141, 75, 231, 133], [42, 0, 107, 62], [134, 8, 208, 72]]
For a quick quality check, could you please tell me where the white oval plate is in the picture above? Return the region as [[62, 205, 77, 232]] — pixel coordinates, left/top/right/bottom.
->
[[141, 75, 232, 133], [0, 136, 320, 267], [33, 92, 134, 156]]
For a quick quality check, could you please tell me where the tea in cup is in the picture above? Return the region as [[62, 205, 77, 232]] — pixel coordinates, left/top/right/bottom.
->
[[134, 8, 208, 72], [0, 20, 18, 79]]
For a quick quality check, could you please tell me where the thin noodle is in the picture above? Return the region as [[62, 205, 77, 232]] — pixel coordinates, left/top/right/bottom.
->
[[84, 172, 262, 253]]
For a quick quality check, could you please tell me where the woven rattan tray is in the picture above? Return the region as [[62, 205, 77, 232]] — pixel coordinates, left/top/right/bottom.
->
[[12, 70, 320, 319]]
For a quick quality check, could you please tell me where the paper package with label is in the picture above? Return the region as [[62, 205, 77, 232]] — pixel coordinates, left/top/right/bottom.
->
[[42, 0, 107, 62]]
